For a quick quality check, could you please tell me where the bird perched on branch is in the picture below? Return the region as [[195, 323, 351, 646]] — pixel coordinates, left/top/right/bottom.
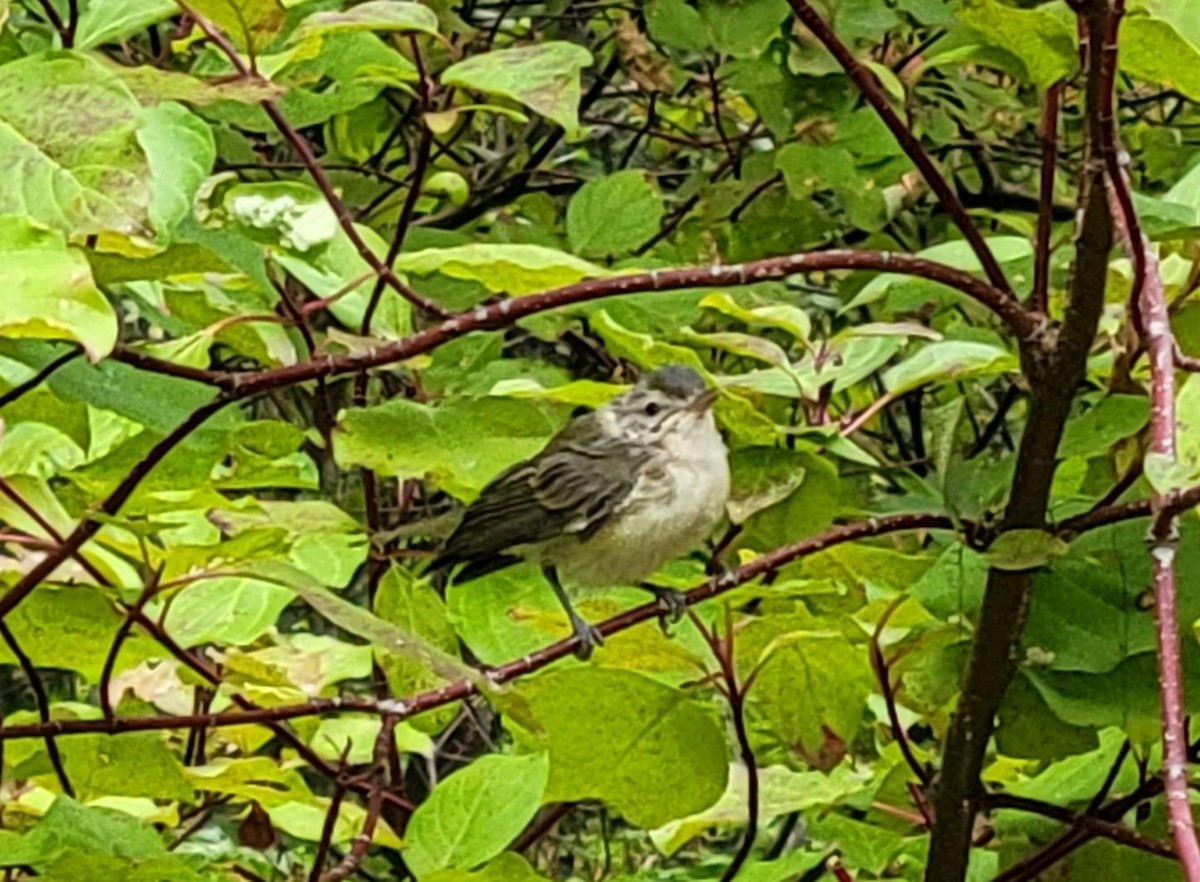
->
[[430, 365, 730, 659]]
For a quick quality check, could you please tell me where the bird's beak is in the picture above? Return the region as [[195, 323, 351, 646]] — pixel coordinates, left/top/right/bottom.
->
[[687, 388, 719, 412]]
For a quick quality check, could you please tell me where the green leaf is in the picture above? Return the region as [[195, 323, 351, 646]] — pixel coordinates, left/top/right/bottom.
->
[[40, 851, 204, 882], [956, 0, 1077, 88], [57, 733, 194, 802], [441, 43, 594, 132], [75, 0, 177, 49], [985, 529, 1069, 571], [162, 574, 296, 648], [138, 102, 217, 243], [737, 619, 873, 765], [333, 396, 570, 499], [650, 763, 870, 854], [775, 142, 892, 233], [0, 584, 159, 682], [396, 243, 606, 295], [291, 1, 440, 43], [566, 171, 664, 258], [0, 217, 117, 360], [404, 753, 549, 876], [1005, 728, 1136, 804], [0, 52, 213, 241], [844, 236, 1033, 310], [1058, 395, 1148, 460], [0, 797, 170, 870], [1121, 16, 1200, 103], [508, 668, 728, 827], [423, 854, 550, 882], [373, 567, 463, 730], [1022, 520, 1200, 673], [699, 292, 812, 342], [698, 0, 789, 57], [1025, 641, 1200, 745], [883, 341, 1017, 397], [1144, 450, 1196, 495], [188, 0, 285, 53]]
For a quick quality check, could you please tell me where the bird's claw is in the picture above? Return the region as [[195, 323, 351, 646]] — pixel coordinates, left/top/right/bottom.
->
[[570, 616, 604, 660], [642, 585, 687, 636]]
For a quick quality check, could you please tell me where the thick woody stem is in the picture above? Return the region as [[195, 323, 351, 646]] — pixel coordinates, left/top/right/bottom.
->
[[925, 3, 1115, 877]]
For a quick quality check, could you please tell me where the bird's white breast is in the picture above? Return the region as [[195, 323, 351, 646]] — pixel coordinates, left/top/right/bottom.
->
[[553, 412, 730, 587]]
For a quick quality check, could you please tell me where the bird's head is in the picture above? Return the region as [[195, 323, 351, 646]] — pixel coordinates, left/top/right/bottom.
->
[[606, 365, 719, 442]]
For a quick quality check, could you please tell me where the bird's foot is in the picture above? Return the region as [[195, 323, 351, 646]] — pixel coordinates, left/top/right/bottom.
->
[[640, 583, 688, 636], [569, 614, 604, 660]]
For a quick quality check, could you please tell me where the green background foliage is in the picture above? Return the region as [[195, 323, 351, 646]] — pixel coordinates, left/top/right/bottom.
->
[[0, 0, 1198, 880]]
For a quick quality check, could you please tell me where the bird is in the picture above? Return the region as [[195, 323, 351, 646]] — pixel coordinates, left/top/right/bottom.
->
[[430, 365, 731, 659]]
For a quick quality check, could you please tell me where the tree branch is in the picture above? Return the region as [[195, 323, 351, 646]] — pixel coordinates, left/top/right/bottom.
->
[[0, 397, 232, 622], [221, 250, 1041, 398], [0, 512, 955, 740], [174, 2, 452, 320], [784, 0, 1015, 297], [925, 3, 1116, 877], [1032, 82, 1063, 315]]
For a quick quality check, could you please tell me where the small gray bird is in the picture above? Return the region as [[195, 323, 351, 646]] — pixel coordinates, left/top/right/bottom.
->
[[431, 365, 731, 659]]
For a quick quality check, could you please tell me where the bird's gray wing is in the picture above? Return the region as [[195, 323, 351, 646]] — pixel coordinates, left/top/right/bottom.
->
[[432, 418, 646, 575]]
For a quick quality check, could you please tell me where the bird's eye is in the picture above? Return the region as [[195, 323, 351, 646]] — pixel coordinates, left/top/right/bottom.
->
[[644, 402, 661, 416]]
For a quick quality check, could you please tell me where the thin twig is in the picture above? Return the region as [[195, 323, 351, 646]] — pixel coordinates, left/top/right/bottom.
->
[[0, 347, 82, 410], [0, 621, 73, 796], [869, 597, 930, 786], [320, 716, 397, 882], [784, 0, 1014, 297], [1032, 82, 1063, 314], [175, 2, 451, 319]]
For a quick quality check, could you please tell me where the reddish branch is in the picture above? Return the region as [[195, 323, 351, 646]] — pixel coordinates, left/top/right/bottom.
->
[[869, 598, 930, 788], [1101, 0, 1200, 871], [174, 3, 452, 320], [361, 34, 435, 336], [690, 608, 759, 882], [0, 512, 956, 741], [1032, 82, 1062, 315], [6, 484, 1200, 744], [784, 0, 1014, 297], [319, 716, 397, 881], [221, 250, 1041, 397]]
